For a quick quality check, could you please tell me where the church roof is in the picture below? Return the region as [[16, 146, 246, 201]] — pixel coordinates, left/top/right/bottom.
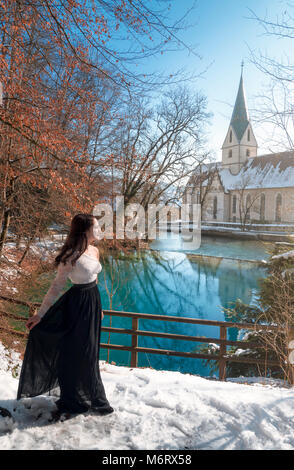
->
[[230, 73, 250, 142], [219, 151, 294, 190], [186, 162, 220, 187]]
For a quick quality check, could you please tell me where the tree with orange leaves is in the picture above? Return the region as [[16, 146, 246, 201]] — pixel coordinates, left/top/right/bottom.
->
[[0, 1, 201, 257]]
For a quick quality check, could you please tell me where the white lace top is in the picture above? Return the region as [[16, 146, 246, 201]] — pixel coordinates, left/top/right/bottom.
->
[[36, 251, 102, 319]]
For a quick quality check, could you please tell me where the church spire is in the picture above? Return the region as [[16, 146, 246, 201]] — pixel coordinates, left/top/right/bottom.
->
[[230, 65, 250, 142], [241, 59, 244, 75], [221, 64, 257, 174]]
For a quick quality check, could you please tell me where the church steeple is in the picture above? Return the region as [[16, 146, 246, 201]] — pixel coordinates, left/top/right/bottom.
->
[[221, 64, 258, 174], [230, 68, 250, 142]]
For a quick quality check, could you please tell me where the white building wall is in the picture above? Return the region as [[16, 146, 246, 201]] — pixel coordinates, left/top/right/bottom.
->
[[228, 187, 294, 224]]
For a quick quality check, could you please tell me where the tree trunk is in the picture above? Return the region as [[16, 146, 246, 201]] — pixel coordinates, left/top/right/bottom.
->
[[0, 209, 11, 257], [18, 236, 34, 266], [15, 234, 21, 249]]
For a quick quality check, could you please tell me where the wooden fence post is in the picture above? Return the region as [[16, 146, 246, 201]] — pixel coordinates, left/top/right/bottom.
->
[[130, 317, 138, 368], [219, 326, 227, 381]]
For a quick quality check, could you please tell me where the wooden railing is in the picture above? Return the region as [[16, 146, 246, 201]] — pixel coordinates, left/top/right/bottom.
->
[[0, 294, 284, 381], [100, 309, 282, 381]]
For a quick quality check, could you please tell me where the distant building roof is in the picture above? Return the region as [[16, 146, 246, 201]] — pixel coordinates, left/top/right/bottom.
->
[[219, 151, 294, 191]]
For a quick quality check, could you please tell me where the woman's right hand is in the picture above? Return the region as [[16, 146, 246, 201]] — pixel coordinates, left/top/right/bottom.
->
[[26, 314, 41, 330]]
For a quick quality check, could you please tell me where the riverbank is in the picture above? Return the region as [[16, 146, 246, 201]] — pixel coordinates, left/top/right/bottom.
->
[[201, 226, 294, 242], [0, 239, 59, 354], [162, 221, 294, 242]]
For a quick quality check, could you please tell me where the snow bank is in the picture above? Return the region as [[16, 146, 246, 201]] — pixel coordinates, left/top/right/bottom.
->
[[0, 342, 294, 450], [0, 342, 22, 374], [4, 233, 65, 262], [272, 250, 294, 260]]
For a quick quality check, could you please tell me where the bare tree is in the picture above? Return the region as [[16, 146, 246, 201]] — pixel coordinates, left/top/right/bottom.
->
[[247, 5, 294, 152], [232, 175, 263, 230], [184, 159, 219, 220], [111, 86, 212, 211]]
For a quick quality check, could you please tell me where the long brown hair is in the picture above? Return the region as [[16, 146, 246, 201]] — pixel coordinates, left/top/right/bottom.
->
[[54, 213, 95, 267]]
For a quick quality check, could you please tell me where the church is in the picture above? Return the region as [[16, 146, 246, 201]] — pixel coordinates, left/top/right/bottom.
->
[[184, 70, 294, 225]]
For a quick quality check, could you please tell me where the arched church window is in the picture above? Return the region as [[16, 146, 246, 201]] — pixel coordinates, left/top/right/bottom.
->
[[275, 193, 282, 222], [246, 149, 250, 157], [229, 130, 232, 142], [247, 129, 250, 141], [213, 196, 217, 220], [228, 149, 232, 158], [260, 193, 265, 221], [232, 195, 237, 213]]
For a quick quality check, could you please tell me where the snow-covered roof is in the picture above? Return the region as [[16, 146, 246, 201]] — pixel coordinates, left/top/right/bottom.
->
[[219, 151, 294, 191], [186, 162, 220, 187]]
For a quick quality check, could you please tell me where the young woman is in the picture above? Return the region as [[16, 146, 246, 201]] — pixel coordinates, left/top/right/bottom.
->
[[16, 213, 114, 422]]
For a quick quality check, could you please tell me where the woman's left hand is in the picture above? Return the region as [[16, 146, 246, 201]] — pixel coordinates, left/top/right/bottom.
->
[[101, 310, 104, 320], [26, 314, 41, 330]]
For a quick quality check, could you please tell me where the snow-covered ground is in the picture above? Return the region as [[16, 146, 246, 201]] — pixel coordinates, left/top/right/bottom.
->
[[1, 342, 294, 450], [1, 234, 65, 295], [272, 250, 294, 260], [4, 234, 65, 262]]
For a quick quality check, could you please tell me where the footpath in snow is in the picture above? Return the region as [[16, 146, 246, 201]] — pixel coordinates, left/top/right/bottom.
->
[[0, 341, 294, 450]]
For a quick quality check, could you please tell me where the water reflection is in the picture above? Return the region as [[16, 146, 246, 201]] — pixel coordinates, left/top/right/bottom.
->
[[99, 248, 266, 376], [151, 233, 273, 261]]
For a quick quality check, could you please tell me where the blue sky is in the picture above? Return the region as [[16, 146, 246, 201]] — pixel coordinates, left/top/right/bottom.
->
[[143, 0, 292, 161]]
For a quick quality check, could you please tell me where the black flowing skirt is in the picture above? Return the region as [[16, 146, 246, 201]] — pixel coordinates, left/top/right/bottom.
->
[[16, 280, 112, 414]]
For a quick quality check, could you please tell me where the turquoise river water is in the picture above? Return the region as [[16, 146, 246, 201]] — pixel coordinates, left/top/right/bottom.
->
[[96, 235, 272, 377]]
